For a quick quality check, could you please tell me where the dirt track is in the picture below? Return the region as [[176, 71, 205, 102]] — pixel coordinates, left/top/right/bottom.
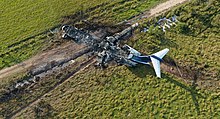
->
[[0, 42, 86, 80], [149, 0, 188, 16], [127, 0, 189, 23]]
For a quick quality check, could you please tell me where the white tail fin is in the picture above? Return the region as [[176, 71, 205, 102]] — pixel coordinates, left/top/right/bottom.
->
[[150, 48, 169, 78]]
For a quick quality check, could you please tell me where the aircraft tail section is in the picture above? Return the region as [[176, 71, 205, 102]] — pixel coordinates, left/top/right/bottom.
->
[[150, 48, 169, 78]]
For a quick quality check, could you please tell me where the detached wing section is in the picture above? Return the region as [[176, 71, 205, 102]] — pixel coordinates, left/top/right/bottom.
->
[[124, 45, 141, 56], [150, 48, 169, 78]]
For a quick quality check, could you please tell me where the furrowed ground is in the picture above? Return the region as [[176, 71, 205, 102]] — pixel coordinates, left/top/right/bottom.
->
[[14, 0, 220, 118], [0, 0, 165, 69]]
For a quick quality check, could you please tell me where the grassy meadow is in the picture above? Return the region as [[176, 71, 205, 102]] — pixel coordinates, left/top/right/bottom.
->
[[0, 0, 164, 69], [17, 65, 220, 118], [15, 0, 220, 118], [0, 0, 110, 69]]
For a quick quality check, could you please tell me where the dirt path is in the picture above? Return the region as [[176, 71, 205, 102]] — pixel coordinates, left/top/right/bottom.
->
[[127, 0, 189, 23], [0, 42, 85, 80], [149, 0, 188, 17]]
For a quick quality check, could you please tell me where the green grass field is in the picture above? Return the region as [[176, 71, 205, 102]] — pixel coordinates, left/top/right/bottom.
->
[[0, 0, 110, 69], [17, 66, 220, 118], [14, 0, 220, 118], [0, 0, 165, 69]]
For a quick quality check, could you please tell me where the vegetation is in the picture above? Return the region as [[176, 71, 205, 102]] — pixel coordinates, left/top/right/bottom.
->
[[135, 0, 220, 82], [17, 66, 220, 118], [0, 0, 109, 69], [89, 0, 166, 23], [14, 0, 220, 118], [0, 0, 165, 69], [1, 1, 167, 118], [1, 0, 220, 118], [0, 56, 87, 118]]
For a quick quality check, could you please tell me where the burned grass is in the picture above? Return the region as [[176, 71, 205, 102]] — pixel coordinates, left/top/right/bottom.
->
[[0, 54, 95, 118], [0, 19, 132, 118]]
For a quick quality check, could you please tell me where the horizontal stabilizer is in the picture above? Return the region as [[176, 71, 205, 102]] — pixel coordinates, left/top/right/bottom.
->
[[152, 48, 169, 59], [150, 48, 169, 78], [150, 57, 161, 78]]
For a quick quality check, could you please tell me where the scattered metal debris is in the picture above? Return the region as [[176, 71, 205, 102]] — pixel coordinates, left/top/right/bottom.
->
[[61, 23, 139, 68], [156, 15, 178, 32], [49, 28, 59, 34], [61, 25, 99, 45], [142, 27, 149, 33]]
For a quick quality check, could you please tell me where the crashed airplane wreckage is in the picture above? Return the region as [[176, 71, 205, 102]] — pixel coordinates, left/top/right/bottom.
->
[[157, 15, 178, 32], [141, 15, 178, 33], [61, 23, 169, 78]]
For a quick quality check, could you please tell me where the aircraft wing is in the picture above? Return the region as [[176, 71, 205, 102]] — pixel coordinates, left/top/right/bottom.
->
[[150, 57, 161, 78], [124, 44, 141, 56], [152, 48, 169, 59]]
